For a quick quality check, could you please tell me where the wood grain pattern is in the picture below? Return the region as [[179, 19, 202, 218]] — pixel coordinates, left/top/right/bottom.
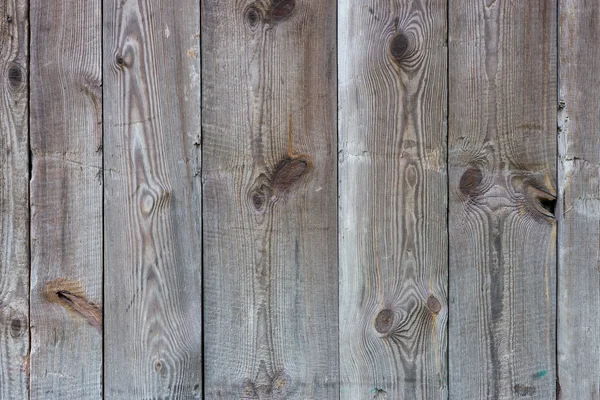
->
[[103, 0, 202, 397], [448, 1, 557, 398], [29, 0, 102, 397], [202, 0, 338, 398], [558, 1, 600, 398], [0, 0, 29, 398], [338, 1, 448, 398]]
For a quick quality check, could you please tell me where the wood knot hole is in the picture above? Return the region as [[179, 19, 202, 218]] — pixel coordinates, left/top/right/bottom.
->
[[154, 360, 164, 372], [374, 309, 394, 334], [427, 295, 442, 314], [459, 167, 483, 196], [6, 16, 12, 23], [525, 184, 556, 218], [389, 32, 412, 63]]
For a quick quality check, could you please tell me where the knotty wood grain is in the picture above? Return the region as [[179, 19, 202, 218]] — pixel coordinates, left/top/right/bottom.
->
[[103, 0, 202, 397], [29, 0, 102, 397], [449, 1, 557, 398], [558, 1, 600, 398], [0, 1, 28, 398], [202, 0, 338, 397], [339, 1, 448, 399]]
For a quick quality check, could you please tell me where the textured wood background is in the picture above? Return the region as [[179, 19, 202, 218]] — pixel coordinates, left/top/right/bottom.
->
[[0, 0, 597, 399]]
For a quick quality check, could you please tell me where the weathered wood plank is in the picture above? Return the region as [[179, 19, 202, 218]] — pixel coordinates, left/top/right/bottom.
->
[[202, 0, 338, 397], [448, 1, 557, 398], [0, 1, 29, 398], [338, 1, 448, 398], [29, 0, 102, 397], [103, 0, 202, 397], [558, 1, 600, 398]]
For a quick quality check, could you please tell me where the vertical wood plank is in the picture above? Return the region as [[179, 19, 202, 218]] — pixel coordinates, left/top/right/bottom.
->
[[202, 0, 338, 398], [0, 0, 29, 398], [558, 1, 600, 397], [448, 1, 557, 398], [103, 0, 202, 397], [338, 1, 448, 398], [29, 0, 102, 397]]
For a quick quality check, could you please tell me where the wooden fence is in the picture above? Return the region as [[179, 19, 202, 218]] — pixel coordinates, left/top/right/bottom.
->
[[0, 0, 597, 398]]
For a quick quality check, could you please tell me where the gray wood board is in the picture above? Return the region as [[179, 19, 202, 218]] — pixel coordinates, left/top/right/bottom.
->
[[202, 0, 339, 398], [103, 0, 203, 397], [0, 0, 29, 398], [338, 0, 448, 398], [29, 0, 103, 397], [558, 0, 600, 398], [448, 1, 558, 398]]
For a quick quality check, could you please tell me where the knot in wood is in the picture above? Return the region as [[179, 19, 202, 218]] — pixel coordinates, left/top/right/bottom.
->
[[427, 295, 442, 314], [271, 156, 311, 195], [7, 65, 23, 89], [374, 309, 394, 334], [268, 0, 295, 23], [244, 6, 262, 30], [389, 32, 413, 63], [459, 166, 483, 196]]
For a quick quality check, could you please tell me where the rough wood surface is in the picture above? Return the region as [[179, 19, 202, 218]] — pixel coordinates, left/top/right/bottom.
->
[[103, 0, 202, 397], [448, 1, 557, 398], [29, 0, 103, 397], [558, 1, 600, 398], [338, 1, 448, 399], [0, 1, 29, 398], [202, 0, 338, 398]]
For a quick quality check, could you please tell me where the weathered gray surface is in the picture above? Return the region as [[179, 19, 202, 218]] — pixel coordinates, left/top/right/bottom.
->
[[202, 0, 338, 398], [338, 1, 448, 398], [558, 1, 600, 398], [103, 0, 202, 397], [449, 1, 557, 398], [29, 0, 103, 397], [0, 0, 29, 398]]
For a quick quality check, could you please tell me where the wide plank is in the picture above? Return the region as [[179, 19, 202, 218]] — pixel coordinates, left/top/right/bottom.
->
[[103, 0, 203, 397], [202, 0, 338, 397], [558, 1, 600, 397], [29, 0, 103, 397], [448, 1, 557, 398], [0, 0, 29, 398], [338, 0, 448, 398]]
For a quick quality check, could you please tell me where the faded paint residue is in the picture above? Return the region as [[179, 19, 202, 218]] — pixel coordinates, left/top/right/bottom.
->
[[46, 278, 102, 332], [533, 369, 548, 379]]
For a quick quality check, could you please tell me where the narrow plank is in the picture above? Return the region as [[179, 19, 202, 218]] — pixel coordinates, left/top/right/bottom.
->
[[29, 0, 102, 397], [338, 1, 448, 399], [103, 0, 202, 397], [0, 1, 29, 398], [448, 1, 557, 398], [558, 1, 600, 397], [202, 0, 338, 397]]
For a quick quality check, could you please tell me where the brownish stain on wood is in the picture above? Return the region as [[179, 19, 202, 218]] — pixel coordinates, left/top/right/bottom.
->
[[45, 278, 102, 332]]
